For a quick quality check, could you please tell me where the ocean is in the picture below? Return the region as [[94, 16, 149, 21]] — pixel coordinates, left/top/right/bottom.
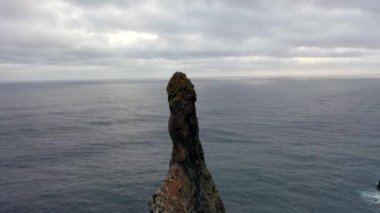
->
[[0, 77, 379, 212]]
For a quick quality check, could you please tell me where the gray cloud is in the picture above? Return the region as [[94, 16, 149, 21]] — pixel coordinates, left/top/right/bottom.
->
[[0, 0, 379, 81]]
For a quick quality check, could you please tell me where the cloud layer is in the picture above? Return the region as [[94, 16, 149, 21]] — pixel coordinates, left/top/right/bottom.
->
[[0, 0, 379, 80]]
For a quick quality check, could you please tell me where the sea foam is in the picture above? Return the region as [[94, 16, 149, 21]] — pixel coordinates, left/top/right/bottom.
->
[[361, 191, 380, 205]]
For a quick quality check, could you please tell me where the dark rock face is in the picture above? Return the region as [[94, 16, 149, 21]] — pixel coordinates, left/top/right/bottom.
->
[[149, 72, 225, 213], [377, 180, 380, 191]]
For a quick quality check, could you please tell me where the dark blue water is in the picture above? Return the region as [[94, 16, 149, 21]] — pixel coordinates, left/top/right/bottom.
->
[[0, 78, 379, 212]]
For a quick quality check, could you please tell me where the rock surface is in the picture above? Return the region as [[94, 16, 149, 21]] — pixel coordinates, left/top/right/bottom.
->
[[149, 72, 225, 213]]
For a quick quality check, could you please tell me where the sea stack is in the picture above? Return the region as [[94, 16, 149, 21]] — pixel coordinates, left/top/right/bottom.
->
[[149, 72, 225, 213]]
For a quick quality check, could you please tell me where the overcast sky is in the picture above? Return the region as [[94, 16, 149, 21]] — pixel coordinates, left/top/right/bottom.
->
[[0, 0, 379, 81]]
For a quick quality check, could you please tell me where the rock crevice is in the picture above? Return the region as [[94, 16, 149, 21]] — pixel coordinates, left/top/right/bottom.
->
[[149, 72, 225, 213]]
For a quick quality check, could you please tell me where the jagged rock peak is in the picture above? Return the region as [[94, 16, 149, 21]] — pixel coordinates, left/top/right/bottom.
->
[[149, 72, 225, 213]]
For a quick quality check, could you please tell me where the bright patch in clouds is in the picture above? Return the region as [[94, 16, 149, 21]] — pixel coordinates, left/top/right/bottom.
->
[[106, 31, 159, 46], [295, 57, 334, 64]]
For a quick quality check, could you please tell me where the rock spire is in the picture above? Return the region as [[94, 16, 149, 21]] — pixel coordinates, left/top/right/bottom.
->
[[149, 72, 225, 213]]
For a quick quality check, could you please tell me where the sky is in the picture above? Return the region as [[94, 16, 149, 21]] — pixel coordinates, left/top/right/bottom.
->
[[0, 0, 379, 81]]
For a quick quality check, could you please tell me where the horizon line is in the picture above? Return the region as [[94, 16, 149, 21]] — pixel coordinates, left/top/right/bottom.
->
[[1, 73, 380, 83]]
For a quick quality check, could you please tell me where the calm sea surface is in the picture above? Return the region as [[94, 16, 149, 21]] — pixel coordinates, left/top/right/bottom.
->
[[0, 78, 379, 212]]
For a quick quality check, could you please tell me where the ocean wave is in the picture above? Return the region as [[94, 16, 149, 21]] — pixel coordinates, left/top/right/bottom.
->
[[360, 191, 380, 205]]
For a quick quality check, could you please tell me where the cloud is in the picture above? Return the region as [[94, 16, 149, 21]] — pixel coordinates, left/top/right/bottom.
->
[[0, 0, 379, 80]]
